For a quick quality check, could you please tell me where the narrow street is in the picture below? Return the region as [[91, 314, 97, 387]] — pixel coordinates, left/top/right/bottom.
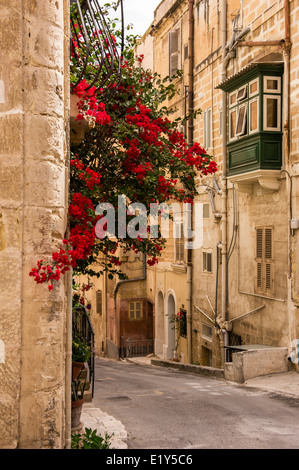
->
[[92, 358, 299, 450]]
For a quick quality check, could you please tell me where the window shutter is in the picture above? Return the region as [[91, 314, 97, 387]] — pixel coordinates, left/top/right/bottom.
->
[[255, 227, 273, 294], [256, 228, 263, 259], [265, 228, 273, 292], [265, 263, 273, 291], [265, 228, 272, 260], [169, 29, 179, 77], [256, 262, 262, 290]]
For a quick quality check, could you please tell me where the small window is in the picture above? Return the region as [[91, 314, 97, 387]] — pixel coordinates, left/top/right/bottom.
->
[[264, 76, 281, 94], [237, 85, 247, 102], [202, 322, 213, 341], [203, 203, 210, 219], [204, 108, 212, 149], [179, 309, 187, 338], [249, 78, 259, 97], [203, 252, 212, 273], [235, 103, 248, 136], [174, 222, 184, 263], [169, 28, 180, 77], [263, 95, 281, 131], [129, 301, 143, 320], [96, 290, 102, 315], [184, 43, 188, 61]]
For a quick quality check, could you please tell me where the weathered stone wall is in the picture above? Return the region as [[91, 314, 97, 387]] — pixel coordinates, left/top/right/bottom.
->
[[0, 0, 70, 448]]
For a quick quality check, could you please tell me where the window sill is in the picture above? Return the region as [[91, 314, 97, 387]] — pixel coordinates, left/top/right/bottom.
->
[[171, 263, 187, 274]]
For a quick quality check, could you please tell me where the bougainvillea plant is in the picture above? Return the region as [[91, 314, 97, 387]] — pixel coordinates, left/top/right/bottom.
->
[[29, 2, 217, 290]]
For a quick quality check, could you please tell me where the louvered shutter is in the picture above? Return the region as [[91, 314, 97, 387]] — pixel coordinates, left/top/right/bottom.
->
[[169, 29, 179, 77], [255, 227, 273, 294], [265, 228, 273, 292], [256, 228, 263, 290]]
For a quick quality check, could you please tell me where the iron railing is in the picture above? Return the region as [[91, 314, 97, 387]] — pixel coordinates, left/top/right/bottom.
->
[[73, 306, 95, 398], [125, 338, 154, 358], [70, 0, 124, 101]]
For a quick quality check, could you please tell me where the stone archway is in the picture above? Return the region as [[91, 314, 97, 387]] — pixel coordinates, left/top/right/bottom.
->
[[166, 292, 176, 360], [155, 291, 165, 358]]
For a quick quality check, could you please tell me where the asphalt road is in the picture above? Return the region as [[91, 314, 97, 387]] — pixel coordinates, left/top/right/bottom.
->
[[92, 357, 299, 449]]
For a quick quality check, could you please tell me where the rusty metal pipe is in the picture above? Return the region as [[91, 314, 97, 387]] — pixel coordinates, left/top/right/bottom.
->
[[187, 0, 194, 365], [236, 40, 285, 47]]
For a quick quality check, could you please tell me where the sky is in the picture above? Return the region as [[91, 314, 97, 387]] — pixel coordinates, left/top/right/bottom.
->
[[120, 0, 162, 37]]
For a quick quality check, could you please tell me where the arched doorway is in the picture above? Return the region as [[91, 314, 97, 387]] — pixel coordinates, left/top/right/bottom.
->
[[155, 291, 165, 358], [166, 293, 176, 360]]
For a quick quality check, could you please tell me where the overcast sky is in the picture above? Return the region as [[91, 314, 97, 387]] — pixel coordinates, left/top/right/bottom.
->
[[120, 0, 162, 37]]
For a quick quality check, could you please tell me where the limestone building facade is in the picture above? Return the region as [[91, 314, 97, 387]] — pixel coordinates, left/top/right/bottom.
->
[[134, 0, 299, 370]]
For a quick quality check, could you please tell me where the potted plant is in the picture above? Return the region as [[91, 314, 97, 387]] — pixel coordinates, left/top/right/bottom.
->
[[72, 331, 92, 381], [71, 378, 87, 431]]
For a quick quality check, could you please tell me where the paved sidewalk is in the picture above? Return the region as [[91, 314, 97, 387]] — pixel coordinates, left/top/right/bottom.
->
[[244, 371, 299, 399], [81, 403, 128, 449]]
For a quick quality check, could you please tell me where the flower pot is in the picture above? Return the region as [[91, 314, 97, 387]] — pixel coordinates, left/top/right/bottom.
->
[[72, 362, 84, 381], [71, 397, 84, 431]]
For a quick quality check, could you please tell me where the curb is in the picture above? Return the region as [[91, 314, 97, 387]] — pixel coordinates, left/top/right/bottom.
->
[[150, 358, 225, 379]]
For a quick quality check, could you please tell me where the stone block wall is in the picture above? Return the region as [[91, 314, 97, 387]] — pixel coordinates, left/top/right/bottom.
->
[[0, 0, 70, 448]]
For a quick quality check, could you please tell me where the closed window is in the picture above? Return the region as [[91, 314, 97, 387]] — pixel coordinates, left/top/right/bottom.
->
[[174, 222, 184, 263], [264, 76, 281, 94], [129, 301, 143, 320], [249, 98, 259, 134], [255, 227, 274, 294], [184, 43, 188, 61], [263, 95, 281, 131], [202, 322, 213, 341], [169, 27, 180, 77], [203, 251, 212, 273]]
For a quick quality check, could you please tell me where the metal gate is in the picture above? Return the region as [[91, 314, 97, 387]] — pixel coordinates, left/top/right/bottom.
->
[[121, 338, 154, 358]]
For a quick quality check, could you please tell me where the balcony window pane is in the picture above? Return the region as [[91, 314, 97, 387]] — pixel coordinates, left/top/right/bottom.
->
[[236, 104, 247, 136], [267, 98, 278, 128], [249, 79, 259, 96], [250, 99, 258, 133], [230, 109, 237, 140]]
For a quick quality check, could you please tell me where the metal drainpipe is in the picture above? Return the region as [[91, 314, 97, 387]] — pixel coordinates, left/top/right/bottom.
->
[[187, 0, 194, 365], [65, 0, 72, 447], [282, 0, 295, 356], [65, 270, 72, 449], [221, 0, 229, 365]]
